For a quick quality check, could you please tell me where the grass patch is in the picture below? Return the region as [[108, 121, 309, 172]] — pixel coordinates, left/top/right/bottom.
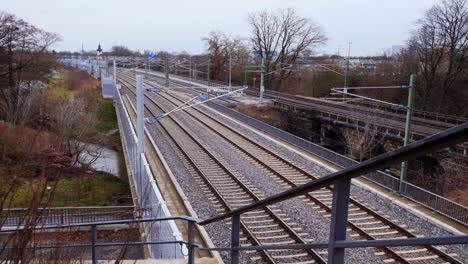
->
[[51, 86, 74, 100], [96, 99, 118, 133], [4, 173, 131, 208], [48, 74, 74, 100]]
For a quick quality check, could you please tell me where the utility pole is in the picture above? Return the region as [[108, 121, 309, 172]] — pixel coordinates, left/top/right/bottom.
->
[[136, 74, 145, 197], [189, 56, 192, 82], [207, 60, 211, 87], [399, 74, 416, 194], [343, 42, 351, 96], [229, 51, 232, 92], [165, 57, 169, 87], [245, 56, 265, 104], [194, 57, 198, 80], [259, 56, 265, 105], [244, 63, 247, 86], [113, 60, 117, 86]]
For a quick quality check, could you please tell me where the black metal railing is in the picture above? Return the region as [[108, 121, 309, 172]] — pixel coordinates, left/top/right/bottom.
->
[[0, 206, 135, 226], [2, 123, 468, 264], [206, 101, 468, 226], [0, 216, 198, 264]]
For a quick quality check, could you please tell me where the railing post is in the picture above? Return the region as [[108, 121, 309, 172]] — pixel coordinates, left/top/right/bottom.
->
[[187, 220, 196, 264], [328, 179, 351, 264], [91, 224, 98, 264], [60, 208, 64, 225], [231, 214, 241, 264]]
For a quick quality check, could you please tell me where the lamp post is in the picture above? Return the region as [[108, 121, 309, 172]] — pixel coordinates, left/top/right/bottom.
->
[[47, 186, 52, 202]]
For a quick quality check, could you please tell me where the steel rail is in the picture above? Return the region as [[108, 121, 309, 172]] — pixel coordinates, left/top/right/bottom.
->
[[119, 75, 327, 264], [148, 80, 464, 263], [121, 77, 285, 263], [134, 72, 464, 263], [120, 73, 466, 263], [248, 89, 455, 133], [119, 77, 279, 263]]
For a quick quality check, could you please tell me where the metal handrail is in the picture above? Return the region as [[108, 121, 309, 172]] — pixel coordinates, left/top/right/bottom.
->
[[200, 123, 468, 225], [0, 216, 201, 232], [50, 61, 468, 264], [2, 206, 135, 211], [207, 101, 468, 225], [2, 215, 467, 264]]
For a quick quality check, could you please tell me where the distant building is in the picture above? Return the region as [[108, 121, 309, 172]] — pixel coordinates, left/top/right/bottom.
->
[[97, 43, 103, 56]]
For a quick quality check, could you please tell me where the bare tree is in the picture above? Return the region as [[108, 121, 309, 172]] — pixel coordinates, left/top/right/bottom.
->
[[109, 45, 135, 57], [202, 31, 249, 82], [248, 8, 327, 90], [409, 0, 467, 112], [0, 11, 60, 124], [50, 96, 102, 167]]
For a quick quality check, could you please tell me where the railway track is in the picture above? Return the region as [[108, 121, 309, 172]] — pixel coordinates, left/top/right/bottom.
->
[[245, 89, 468, 154], [119, 76, 327, 264], [119, 67, 465, 138], [245, 89, 447, 136], [120, 67, 460, 135], [245, 89, 456, 132], [118, 73, 462, 263]]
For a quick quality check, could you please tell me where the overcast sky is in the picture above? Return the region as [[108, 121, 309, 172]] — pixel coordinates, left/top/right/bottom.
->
[[2, 0, 440, 56]]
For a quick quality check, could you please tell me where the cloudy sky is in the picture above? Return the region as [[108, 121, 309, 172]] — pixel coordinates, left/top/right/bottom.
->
[[2, 0, 439, 56]]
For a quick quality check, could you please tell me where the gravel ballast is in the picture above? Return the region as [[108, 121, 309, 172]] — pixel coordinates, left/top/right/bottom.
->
[[122, 84, 467, 263]]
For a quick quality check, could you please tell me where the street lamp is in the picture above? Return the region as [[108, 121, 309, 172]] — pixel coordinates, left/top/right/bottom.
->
[[47, 186, 52, 201]]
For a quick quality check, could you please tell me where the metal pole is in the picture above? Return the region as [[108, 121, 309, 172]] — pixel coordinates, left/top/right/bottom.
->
[[230, 214, 241, 264], [187, 220, 196, 264], [136, 75, 144, 197], [113, 60, 117, 86], [399, 74, 416, 194], [259, 57, 265, 105], [328, 179, 351, 264], [194, 58, 198, 80], [136, 75, 145, 155], [91, 225, 98, 264], [229, 51, 232, 92], [244, 63, 247, 86], [343, 42, 351, 96], [207, 60, 211, 86], [165, 57, 169, 87], [189, 56, 192, 82]]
